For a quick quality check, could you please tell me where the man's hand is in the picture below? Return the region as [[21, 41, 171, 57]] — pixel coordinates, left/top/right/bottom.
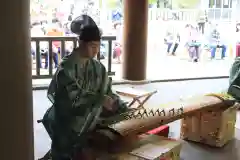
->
[[103, 95, 115, 111]]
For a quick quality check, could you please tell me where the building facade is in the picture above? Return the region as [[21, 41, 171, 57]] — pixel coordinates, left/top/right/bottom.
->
[[208, 0, 233, 8], [199, 0, 240, 21]]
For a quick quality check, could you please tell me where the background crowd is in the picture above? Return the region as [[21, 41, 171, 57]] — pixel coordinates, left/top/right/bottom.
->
[[30, 0, 240, 70]]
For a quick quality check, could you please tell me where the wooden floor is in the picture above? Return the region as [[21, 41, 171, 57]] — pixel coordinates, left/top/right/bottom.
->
[[33, 79, 240, 160]]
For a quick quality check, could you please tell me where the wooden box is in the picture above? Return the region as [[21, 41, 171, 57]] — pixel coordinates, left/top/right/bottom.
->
[[98, 134, 182, 160], [180, 105, 237, 147]]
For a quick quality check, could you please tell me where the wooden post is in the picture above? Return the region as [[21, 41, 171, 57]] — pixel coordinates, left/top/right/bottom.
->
[[122, 0, 148, 81], [0, 0, 34, 159]]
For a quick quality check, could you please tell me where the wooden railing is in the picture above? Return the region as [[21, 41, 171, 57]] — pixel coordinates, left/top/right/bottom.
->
[[31, 35, 116, 79]]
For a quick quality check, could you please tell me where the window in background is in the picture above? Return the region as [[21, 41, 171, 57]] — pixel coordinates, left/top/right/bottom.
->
[[215, 0, 222, 8], [209, 0, 216, 8], [209, 0, 232, 8]]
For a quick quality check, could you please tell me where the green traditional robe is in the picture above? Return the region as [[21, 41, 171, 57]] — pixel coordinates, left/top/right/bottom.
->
[[228, 57, 240, 100], [44, 49, 127, 158]]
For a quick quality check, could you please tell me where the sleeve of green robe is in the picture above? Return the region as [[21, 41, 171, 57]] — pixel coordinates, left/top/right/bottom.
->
[[100, 66, 128, 117], [54, 68, 74, 118], [228, 57, 240, 99], [229, 57, 240, 86], [50, 66, 90, 121]]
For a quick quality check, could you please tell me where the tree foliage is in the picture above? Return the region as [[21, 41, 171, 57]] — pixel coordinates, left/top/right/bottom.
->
[[149, 0, 200, 8], [106, 0, 122, 8], [173, 0, 200, 8], [149, 0, 158, 4]]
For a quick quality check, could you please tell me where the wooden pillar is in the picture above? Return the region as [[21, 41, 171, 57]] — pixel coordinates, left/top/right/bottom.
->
[[0, 0, 34, 159], [122, 0, 148, 81]]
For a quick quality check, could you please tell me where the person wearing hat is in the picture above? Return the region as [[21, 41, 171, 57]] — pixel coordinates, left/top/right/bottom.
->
[[42, 16, 129, 159]]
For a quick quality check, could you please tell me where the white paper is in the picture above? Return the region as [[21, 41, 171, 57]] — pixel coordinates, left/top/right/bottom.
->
[[130, 143, 169, 160]]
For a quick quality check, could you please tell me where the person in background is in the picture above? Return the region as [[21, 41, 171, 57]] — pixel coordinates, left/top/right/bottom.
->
[[172, 12, 179, 20], [34, 20, 48, 35], [235, 23, 240, 57], [196, 9, 208, 34], [236, 23, 240, 42], [172, 33, 180, 56], [185, 24, 201, 62], [164, 31, 180, 56], [68, 14, 73, 21], [52, 10, 60, 23], [113, 22, 123, 63], [63, 22, 72, 35], [31, 46, 41, 68], [113, 43, 122, 63], [207, 24, 226, 60], [164, 31, 174, 55], [31, 24, 45, 68], [46, 23, 64, 68]]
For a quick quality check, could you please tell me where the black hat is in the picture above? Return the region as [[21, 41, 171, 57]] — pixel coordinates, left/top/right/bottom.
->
[[79, 25, 101, 42], [71, 15, 97, 34], [70, 15, 101, 38], [70, 15, 101, 41]]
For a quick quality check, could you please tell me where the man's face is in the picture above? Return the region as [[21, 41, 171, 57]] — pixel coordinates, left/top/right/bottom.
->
[[86, 41, 100, 58]]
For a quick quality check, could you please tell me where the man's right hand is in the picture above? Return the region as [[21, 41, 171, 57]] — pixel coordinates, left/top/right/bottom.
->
[[102, 95, 115, 111]]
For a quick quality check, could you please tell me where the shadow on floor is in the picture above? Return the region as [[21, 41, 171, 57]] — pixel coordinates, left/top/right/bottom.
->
[[181, 132, 240, 160]]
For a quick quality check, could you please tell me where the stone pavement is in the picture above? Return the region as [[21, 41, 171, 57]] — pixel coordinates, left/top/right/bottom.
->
[[33, 78, 240, 160], [32, 54, 233, 88]]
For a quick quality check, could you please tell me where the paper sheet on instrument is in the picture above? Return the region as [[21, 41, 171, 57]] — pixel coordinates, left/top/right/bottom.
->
[[130, 143, 168, 160]]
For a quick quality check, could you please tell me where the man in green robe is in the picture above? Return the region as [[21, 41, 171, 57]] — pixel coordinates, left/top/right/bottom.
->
[[44, 23, 128, 159]]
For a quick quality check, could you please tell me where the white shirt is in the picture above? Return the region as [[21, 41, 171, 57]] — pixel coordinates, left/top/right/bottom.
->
[[236, 32, 240, 43], [115, 25, 123, 44]]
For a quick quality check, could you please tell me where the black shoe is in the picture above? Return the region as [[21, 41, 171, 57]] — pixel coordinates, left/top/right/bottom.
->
[[193, 58, 198, 62]]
